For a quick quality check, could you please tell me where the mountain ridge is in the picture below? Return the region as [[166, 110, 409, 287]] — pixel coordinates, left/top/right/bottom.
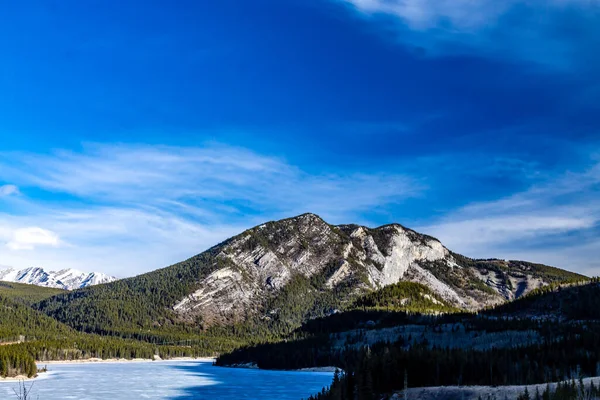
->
[[0, 267, 116, 290], [34, 213, 586, 341]]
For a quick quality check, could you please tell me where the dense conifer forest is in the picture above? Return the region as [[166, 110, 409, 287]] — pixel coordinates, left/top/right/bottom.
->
[[33, 248, 224, 337], [0, 291, 223, 378], [516, 380, 600, 400], [352, 281, 461, 313], [302, 329, 600, 399], [0, 282, 63, 306], [220, 281, 600, 400]]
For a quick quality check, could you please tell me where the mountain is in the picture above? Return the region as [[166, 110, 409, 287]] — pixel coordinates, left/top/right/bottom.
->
[[35, 213, 585, 341], [51, 268, 116, 289], [0, 267, 116, 290], [168, 213, 584, 324]]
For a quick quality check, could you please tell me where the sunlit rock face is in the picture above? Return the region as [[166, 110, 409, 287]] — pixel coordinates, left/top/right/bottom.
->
[[172, 213, 554, 326]]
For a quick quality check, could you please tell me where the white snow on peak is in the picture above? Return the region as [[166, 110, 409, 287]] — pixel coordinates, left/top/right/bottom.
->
[[0, 266, 117, 290]]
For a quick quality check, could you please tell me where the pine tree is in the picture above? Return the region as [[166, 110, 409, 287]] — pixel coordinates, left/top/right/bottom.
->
[[330, 369, 342, 400], [542, 384, 550, 400]]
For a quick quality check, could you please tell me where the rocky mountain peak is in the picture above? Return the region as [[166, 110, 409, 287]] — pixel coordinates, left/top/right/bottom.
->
[[170, 214, 586, 328], [172, 214, 490, 325]]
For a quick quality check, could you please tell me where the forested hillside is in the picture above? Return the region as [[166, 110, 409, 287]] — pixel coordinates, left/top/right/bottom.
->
[[0, 294, 222, 378], [0, 295, 74, 341], [0, 281, 63, 305], [352, 281, 460, 314], [219, 280, 600, 400], [33, 246, 238, 344], [305, 328, 600, 400], [487, 278, 600, 319]]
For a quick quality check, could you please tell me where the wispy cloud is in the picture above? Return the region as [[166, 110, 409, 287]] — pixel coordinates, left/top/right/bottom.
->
[[0, 185, 19, 197], [343, 0, 594, 30], [339, 0, 600, 69], [0, 143, 421, 276], [2, 142, 598, 276], [0, 144, 419, 216], [417, 159, 600, 273]]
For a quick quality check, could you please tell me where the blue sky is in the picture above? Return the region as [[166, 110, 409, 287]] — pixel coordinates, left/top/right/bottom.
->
[[1, 0, 599, 277]]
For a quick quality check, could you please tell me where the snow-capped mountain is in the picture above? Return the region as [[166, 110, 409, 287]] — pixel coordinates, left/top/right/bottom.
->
[[0, 267, 116, 290], [50, 268, 116, 289]]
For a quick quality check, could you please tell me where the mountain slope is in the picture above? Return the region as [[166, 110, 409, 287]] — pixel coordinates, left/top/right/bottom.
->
[[0, 267, 116, 290], [486, 279, 600, 320], [352, 281, 460, 314], [0, 294, 78, 341], [35, 213, 586, 339], [0, 292, 214, 377], [0, 281, 64, 305]]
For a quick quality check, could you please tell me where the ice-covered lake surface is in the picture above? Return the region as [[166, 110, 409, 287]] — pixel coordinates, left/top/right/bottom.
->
[[0, 360, 333, 399]]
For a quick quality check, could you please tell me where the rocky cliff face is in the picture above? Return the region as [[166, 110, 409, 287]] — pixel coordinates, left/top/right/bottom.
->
[[171, 213, 580, 326]]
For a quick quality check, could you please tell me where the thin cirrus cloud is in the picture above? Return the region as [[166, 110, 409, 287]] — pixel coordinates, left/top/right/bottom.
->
[[343, 0, 595, 29], [417, 160, 600, 272], [0, 144, 419, 208], [0, 143, 421, 276], [0, 185, 19, 197], [2, 143, 598, 276], [339, 0, 600, 69], [344, 0, 515, 29]]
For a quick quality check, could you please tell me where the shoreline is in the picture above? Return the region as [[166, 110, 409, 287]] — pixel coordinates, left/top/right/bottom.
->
[[2, 359, 335, 383], [222, 363, 340, 373], [38, 356, 215, 365], [0, 371, 55, 382], [1, 358, 215, 382], [0, 375, 37, 382], [395, 376, 600, 400]]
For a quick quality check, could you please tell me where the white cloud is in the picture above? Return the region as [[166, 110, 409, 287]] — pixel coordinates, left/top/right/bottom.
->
[[0, 208, 245, 275], [344, 0, 512, 30], [0, 144, 418, 217], [0, 185, 19, 197], [422, 214, 594, 247], [343, 0, 596, 31], [339, 0, 600, 69], [417, 160, 600, 274], [0, 143, 420, 276], [6, 227, 61, 251], [4, 142, 597, 276]]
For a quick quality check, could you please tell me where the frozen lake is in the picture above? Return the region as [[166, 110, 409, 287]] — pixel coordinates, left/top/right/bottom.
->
[[0, 360, 333, 399]]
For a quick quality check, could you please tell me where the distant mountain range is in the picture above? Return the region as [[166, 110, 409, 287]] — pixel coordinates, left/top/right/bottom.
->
[[0, 267, 116, 290]]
